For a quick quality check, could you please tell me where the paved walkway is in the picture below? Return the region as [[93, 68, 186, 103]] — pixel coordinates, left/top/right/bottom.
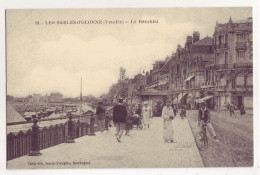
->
[[7, 116, 204, 169]]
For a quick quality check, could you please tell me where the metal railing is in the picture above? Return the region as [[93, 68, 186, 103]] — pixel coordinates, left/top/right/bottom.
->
[[216, 85, 227, 90], [216, 43, 228, 50], [236, 42, 247, 50], [205, 64, 228, 70], [233, 62, 253, 69], [6, 113, 102, 161]]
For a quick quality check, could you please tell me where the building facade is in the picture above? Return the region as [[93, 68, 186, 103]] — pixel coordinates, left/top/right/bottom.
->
[[140, 58, 170, 116], [105, 17, 253, 114], [205, 17, 253, 109], [169, 31, 214, 109]]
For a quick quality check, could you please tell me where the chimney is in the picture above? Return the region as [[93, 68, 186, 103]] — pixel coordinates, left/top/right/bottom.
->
[[185, 36, 192, 47], [193, 31, 200, 43]]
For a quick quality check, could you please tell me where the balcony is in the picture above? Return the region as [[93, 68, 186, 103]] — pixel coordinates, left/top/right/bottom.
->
[[216, 64, 229, 70], [235, 85, 244, 89], [216, 85, 227, 90], [205, 63, 229, 70], [233, 62, 253, 69], [236, 42, 247, 50], [215, 43, 228, 50], [247, 85, 253, 89], [201, 81, 215, 88], [205, 63, 214, 70]]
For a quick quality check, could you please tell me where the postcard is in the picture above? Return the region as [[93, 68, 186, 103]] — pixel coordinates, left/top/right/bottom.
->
[[4, 7, 256, 173]]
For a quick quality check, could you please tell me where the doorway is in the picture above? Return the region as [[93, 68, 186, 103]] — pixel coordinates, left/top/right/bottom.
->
[[237, 96, 243, 109]]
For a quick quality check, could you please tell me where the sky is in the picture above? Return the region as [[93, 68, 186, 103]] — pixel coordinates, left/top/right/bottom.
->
[[6, 8, 252, 98]]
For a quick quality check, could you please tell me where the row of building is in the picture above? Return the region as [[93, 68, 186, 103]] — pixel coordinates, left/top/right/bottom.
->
[[11, 92, 64, 103], [105, 17, 253, 116]]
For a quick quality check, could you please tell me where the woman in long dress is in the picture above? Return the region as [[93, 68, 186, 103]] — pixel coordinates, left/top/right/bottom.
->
[[162, 100, 176, 143], [142, 102, 151, 129]]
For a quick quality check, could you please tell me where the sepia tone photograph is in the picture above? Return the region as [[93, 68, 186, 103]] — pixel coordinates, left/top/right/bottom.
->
[[5, 7, 255, 169]]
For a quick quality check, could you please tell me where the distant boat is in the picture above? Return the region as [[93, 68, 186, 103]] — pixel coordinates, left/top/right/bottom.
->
[[23, 112, 37, 121]]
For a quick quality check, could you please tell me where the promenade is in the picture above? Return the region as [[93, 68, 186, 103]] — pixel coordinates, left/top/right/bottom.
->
[[7, 116, 204, 169]]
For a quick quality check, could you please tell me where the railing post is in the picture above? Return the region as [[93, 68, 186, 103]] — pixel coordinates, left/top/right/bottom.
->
[[104, 112, 109, 131], [66, 116, 75, 143], [88, 114, 96, 136], [28, 119, 42, 156]]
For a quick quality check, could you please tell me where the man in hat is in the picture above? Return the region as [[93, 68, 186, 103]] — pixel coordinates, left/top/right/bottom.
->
[[113, 97, 127, 142], [96, 101, 105, 133]]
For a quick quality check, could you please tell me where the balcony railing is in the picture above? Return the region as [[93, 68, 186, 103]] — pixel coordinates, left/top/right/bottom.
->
[[202, 81, 215, 87], [205, 64, 229, 70], [236, 42, 247, 50], [236, 85, 244, 89], [247, 85, 253, 89], [216, 43, 228, 50], [216, 85, 227, 90], [216, 64, 228, 70], [233, 62, 253, 69]]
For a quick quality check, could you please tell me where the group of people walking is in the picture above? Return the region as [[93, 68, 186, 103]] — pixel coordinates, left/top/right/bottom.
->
[[113, 98, 153, 142], [96, 98, 153, 143], [226, 102, 246, 118], [95, 98, 222, 144]]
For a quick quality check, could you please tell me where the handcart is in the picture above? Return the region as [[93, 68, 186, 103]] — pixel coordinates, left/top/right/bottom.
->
[[130, 114, 143, 129]]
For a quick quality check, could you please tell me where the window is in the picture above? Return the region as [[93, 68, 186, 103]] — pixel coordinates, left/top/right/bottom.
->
[[244, 76, 247, 88], [225, 52, 228, 64], [237, 34, 246, 40], [237, 51, 245, 58], [206, 70, 208, 82], [225, 34, 228, 47], [232, 78, 236, 89], [219, 35, 222, 45], [177, 64, 180, 74]]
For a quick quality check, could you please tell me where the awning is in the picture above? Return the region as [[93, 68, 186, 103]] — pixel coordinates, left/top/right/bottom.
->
[[187, 93, 195, 103], [140, 89, 168, 96], [195, 91, 201, 98], [184, 75, 194, 81], [196, 95, 214, 103], [177, 92, 187, 101], [173, 98, 178, 104], [158, 80, 168, 85], [150, 84, 158, 88]]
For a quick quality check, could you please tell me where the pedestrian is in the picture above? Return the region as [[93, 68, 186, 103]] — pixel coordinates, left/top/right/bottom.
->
[[173, 104, 177, 117], [227, 102, 230, 117], [141, 102, 151, 129], [113, 98, 127, 142], [227, 102, 230, 111], [229, 103, 236, 118], [96, 101, 105, 133], [162, 100, 176, 143], [125, 104, 133, 136], [240, 103, 245, 117], [198, 102, 219, 142], [132, 104, 142, 129], [135, 104, 142, 117], [170, 102, 174, 109], [180, 105, 186, 119]]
